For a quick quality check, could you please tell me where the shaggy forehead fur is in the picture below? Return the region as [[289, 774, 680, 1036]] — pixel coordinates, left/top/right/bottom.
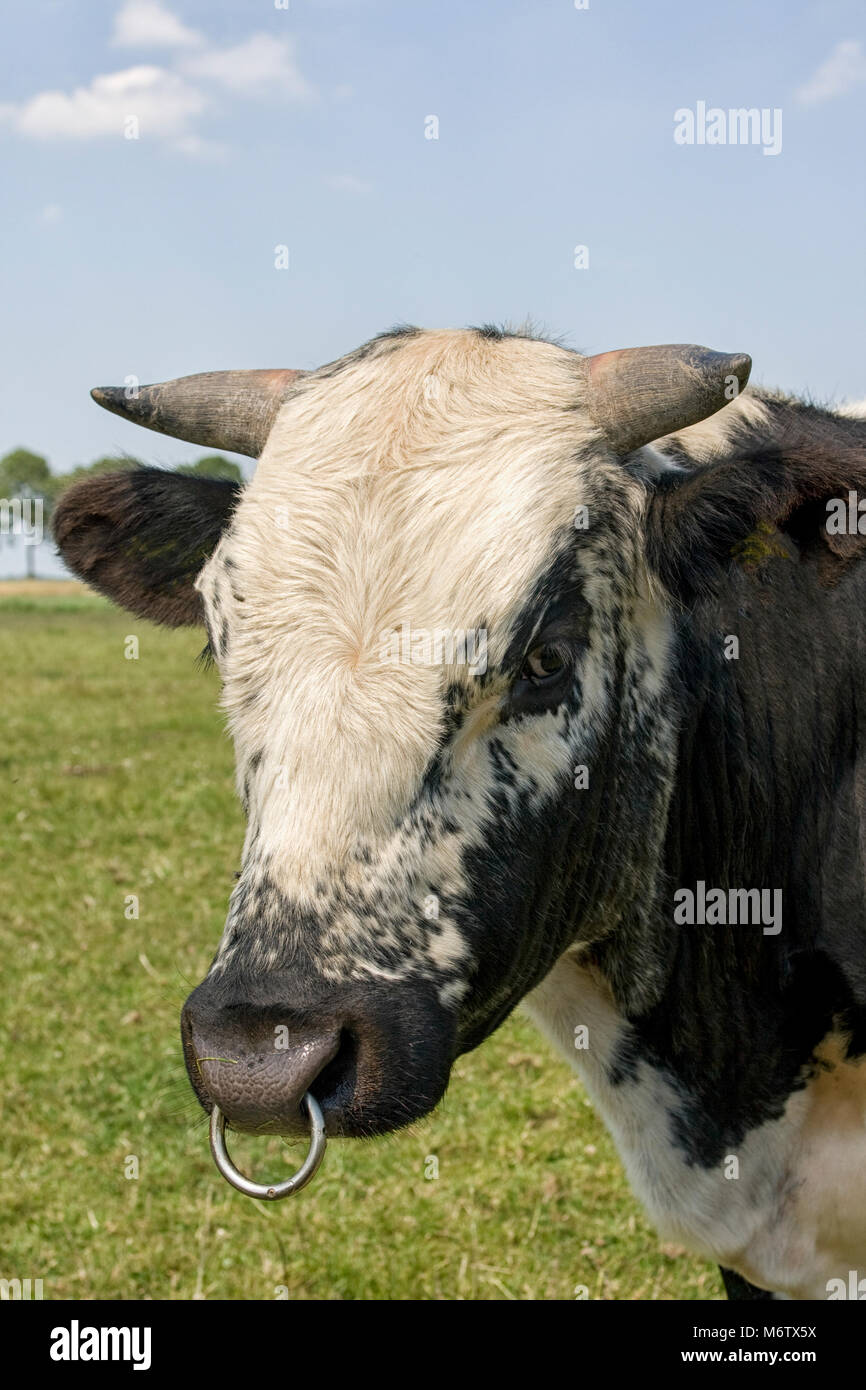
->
[[194, 329, 660, 984]]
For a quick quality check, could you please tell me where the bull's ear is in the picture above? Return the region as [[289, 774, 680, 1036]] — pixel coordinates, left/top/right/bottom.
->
[[52, 467, 241, 626], [644, 456, 790, 605], [645, 421, 866, 604]]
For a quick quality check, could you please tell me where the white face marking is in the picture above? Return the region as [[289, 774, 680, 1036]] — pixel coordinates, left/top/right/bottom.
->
[[655, 387, 772, 463], [212, 332, 601, 880], [193, 329, 673, 1005]]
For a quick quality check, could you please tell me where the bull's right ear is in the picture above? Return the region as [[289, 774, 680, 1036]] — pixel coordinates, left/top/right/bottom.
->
[[52, 467, 241, 626]]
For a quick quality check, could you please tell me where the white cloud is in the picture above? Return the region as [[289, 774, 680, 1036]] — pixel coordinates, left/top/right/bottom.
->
[[173, 133, 229, 161], [0, 17, 315, 155], [40, 204, 62, 223], [182, 34, 315, 100], [324, 173, 372, 194], [796, 39, 866, 106], [0, 66, 206, 139], [112, 0, 203, 49]]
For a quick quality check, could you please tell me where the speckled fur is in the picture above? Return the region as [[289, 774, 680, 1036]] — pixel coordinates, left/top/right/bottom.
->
[[191, 331, 679, 1039]]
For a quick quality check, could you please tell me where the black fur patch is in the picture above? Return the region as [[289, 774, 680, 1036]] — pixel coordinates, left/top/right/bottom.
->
[[53, 467, 240, 626]]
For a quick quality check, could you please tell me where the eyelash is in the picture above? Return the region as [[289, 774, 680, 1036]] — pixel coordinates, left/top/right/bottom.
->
[[505, 638, 582, 716], [197, 641, 215, 672], [519, 641, 571, 685]]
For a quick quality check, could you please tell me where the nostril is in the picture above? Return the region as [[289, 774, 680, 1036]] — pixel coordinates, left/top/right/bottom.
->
[[310, 1028, 357, 1110], [181, 996, 344, 1135]]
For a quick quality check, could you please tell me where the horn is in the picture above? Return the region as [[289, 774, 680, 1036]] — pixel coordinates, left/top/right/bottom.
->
[[90, 369, 305, 458], [585, 344, 752, 454]]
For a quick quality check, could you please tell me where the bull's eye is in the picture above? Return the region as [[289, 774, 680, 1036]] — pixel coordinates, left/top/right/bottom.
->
[[520, 643, 567, 684]]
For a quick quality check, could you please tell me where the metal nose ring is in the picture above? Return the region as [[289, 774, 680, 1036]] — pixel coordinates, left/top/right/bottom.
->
[[209, 1092, 326, 1200]]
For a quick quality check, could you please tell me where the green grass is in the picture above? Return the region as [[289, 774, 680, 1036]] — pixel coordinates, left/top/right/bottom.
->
[[0, 592, 722, 1300]]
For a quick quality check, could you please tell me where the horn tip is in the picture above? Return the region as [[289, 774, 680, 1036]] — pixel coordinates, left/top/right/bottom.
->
[[91, 386, 120, 409]]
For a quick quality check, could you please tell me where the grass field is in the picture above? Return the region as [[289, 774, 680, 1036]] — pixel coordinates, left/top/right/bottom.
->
[[0, 583, 723, 1300]]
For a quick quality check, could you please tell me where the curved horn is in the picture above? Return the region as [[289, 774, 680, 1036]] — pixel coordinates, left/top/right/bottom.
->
[[90, 369, 305, 458], [585, 344, 752, 454]]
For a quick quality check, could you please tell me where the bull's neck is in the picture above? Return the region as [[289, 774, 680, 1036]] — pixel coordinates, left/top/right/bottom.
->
[[583, 558, 866, 1145], [663, 561, 858, 921], [592, 557, 861, 1006]]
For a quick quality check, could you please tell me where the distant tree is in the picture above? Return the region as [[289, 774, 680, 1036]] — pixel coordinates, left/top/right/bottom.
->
[[77, 454, 139, 475], [175, 455, 244, 484], [0, 447, 243, 580], [50, 454, 242, 498], [0, 448, 51, 493], [0, 448, 52, 578], [50, 455, 139, 499]]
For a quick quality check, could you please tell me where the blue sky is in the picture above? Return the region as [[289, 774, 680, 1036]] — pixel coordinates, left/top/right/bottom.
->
[[1, 0, 864, 478]]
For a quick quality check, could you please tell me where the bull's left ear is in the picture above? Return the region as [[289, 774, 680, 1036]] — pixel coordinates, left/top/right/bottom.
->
[[52, 467, 241, 626], [644, 455, 788, 604], [644, 423, 866, 604]]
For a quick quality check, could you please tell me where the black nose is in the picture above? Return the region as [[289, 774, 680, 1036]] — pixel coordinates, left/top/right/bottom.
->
[[182, 971, 458, 1138], [181, 994, 347, 1136]]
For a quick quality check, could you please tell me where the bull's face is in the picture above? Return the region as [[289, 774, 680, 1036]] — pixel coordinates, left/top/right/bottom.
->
[[55, 327, 752, 1138]]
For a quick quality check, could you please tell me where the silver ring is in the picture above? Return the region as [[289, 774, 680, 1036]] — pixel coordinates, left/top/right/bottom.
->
[[209, 1093, 326, 1200]]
